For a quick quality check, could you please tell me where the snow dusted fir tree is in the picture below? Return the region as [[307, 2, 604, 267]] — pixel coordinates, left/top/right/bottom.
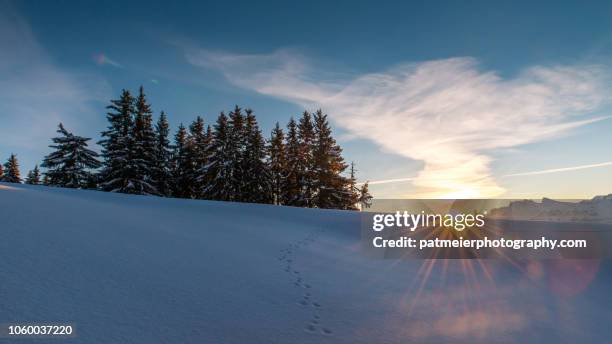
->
[[171, 124, 195, 198], [198, 125, 213, 193], [41, 123, 101, 188], [267, 122, 286, 205], [358, 181, 373, 209], [200, 112, 233, 201], [346, 161, 372, 210], [226, 106, 246, 201], [297, 111, 316, 207], [99, 89, 136, 193], [25, 165, 41, 185], [343, 162, 360, 211], [0, 161, 4, 181], [312, 110, 354, 209], [242, 109, 272, 203], [3, 154, 21, 183], [188, 116, 209, 198], [130, 86, 159, 195], [153, 111, 173, 196], [283, 117, 302, 206]]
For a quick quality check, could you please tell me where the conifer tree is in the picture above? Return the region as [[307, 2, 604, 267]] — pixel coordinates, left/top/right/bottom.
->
[[297, 111, 316, 207], [171, 123, 194, 198], [358, 182, 373, 209], [342, 162, 360, 210], [0, 161, 4, 181], [205, 125, 213, 147], [283, 118, 302, 206], [189, 116, 208, 198], [130, 86, 158, 195], [242, 109, 272, 203], [312, 110, 350, 209], [267, 122, 286, 205], [153, 111, 172, 196], [3, 154, 21, 183], [41, 124, 100, 188], [99, 89, 136, 193], [227, 105, 246, 200], [200, 112, 233, 201], [25, 165, 41, 185]]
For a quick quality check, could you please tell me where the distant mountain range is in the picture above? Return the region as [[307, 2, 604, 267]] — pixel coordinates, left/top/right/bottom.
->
[[488, 194, 612, 224]]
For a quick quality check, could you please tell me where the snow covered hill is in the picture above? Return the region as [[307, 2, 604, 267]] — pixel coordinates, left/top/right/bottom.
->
[[1, 183, 611, 343]]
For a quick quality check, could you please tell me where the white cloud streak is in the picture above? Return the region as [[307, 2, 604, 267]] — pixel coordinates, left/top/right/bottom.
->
[[503, 161, 612, 177], [359, 177, 416, 186], [361, 161, 612, 186], [185, 48, 610, 198]]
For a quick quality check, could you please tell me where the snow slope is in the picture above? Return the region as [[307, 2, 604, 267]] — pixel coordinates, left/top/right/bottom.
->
[[0, 183, 611, 343]]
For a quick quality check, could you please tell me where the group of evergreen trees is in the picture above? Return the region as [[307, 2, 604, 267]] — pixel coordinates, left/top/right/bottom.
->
[[1, 87, 372, 210]]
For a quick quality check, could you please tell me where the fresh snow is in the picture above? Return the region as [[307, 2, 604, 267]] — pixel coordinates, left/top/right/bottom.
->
[[0, 183, 611, 343]]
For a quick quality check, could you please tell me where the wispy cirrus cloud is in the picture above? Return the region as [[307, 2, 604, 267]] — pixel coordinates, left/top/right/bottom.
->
[[0, 3, 110, 156], [185, 47, 610, 198]]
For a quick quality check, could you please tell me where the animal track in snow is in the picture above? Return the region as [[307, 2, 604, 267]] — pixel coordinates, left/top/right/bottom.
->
[[278, 228, 333, 336]]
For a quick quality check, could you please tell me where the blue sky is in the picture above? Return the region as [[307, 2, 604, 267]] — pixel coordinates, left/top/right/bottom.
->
[[1, 0, 612, 198]]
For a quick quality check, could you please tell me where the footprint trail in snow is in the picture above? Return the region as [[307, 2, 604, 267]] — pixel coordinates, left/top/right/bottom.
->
[[277, 230, 333, 336]]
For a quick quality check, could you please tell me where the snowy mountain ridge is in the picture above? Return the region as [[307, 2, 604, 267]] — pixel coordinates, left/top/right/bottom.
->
[[488, 194, 612, 223]]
